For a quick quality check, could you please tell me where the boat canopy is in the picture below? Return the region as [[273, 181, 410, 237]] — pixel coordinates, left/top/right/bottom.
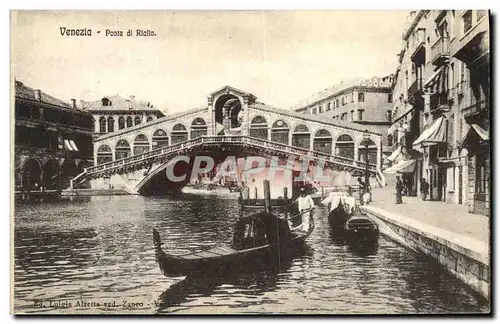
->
[[232, 212, 292, 250]]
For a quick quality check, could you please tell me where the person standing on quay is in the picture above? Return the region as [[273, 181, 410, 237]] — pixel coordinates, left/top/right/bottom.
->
[[421, 178, 430, 201], [395, 176, 403, 204]]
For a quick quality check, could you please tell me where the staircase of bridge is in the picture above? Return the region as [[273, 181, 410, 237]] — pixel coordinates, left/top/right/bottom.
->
[[71, 135, 379, 187]]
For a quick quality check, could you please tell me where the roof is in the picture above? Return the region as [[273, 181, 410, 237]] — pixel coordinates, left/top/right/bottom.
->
[[252, 101, 382, 136], [15, 80, 72, 108], [292, 75, 394, 111], [81, 95, 162, 112]]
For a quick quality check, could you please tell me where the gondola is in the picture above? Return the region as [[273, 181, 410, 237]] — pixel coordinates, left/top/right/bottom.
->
[[327, 201, 351, 231], [153, 210, 314, 277], [344, 215, 379, 244]]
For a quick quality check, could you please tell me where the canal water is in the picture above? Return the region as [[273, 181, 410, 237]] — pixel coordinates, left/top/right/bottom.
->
[[13, 195, 488, 314]]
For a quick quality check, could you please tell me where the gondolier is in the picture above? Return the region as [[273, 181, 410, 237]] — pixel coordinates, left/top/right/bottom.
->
[[296, 187, 315, 232]]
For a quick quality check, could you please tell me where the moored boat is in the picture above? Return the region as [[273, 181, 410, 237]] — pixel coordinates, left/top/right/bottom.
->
[[153, 211, 314, 277], [344, 215, 379, 244]]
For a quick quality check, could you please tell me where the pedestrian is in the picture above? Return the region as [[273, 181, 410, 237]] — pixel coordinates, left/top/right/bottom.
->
[[395, 176, 403, 204], [421, 178, 430, 201], [296, 187, 315, 232], [357, 177, 369, 204]]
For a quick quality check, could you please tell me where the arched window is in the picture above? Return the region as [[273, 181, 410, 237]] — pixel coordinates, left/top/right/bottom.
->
[[107, 116, 115, 133], [99, 116, 106, 133], [147, 116, 154, 122], [102, 98, 112, 106], [249, 116, 268, 140], [335, 134, 354, 159], [152, 129, 169, 150], [115, 140, 131, 160], [271, 120, 289, 144], [126, 116, 133, 128], [134, 116, 141, 125], [133, 134, 150, 155], [21, 158, 42, 191], [42, 159, 60, 190], [292, 124, 310, 149], [118, 117, 125, 130], [387, 134, 393, 147], [190, 118, 208, 139], [97, 144, 113, 165], [313, 129, 333, 154], [358, 139, 377, 164], [171, 123, 188, 144]]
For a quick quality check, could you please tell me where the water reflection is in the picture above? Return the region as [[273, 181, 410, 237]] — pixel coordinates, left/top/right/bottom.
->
[[156, 245, 312, 313], [13, 195, 489, 314]]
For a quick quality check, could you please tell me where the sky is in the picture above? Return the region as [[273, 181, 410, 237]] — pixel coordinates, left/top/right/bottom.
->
[[11, 10, 409, 113]]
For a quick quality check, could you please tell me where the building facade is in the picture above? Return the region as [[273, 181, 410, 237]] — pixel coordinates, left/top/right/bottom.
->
[[80, 95, 165, 138], [387, 10, 489, 215], [293, 76, 395, 163], [14, 80, 94, 191]]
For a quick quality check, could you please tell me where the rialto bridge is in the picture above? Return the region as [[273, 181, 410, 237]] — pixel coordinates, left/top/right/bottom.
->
[[71, 86, 385, 195]]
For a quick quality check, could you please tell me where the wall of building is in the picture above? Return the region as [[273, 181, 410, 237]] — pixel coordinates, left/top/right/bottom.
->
[[387, 10, 489, 212]]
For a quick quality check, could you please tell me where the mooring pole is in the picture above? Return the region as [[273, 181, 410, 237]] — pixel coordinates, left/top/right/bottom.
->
[[283, 187, 288, 200], [254, 187, 258, 199], [263, 180, 271, 213]]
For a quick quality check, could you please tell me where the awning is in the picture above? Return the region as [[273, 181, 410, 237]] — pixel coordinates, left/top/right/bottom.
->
[[387, 146, 402, 162], [383, 159, 416, 174], [413, 117, 446, 149], [461, 124, 489, 147], [423, 66, 448, 94], [64, 139, 74, 151], [69, 140, 79, 152]]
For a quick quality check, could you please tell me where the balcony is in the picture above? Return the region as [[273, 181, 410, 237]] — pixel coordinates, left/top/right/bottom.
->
[[431, 37, 450, 66], [407, 78, 423, 103], [453, 11, 489, 63], [462, 99, 488, 118], [409, 28, 426, 63], [430, 92, 451, 114]]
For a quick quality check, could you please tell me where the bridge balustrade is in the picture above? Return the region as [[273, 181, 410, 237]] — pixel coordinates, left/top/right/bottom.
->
[[86, 135, 378, 176]]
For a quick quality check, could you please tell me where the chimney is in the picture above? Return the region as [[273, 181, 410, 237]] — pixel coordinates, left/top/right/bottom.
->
[[34, 89, 42, 102], [80, 100, 85, 109], [71, 98, 76, 109], [126, 99, 132, 110]]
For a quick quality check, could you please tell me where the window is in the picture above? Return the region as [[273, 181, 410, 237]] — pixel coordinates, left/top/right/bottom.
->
[[327, 102, 331, 111], [448, 114, 455, 144], [341, 113, 347, 120], [358, 109, 364, 121], [477, 10, 487, 21], [358, 93, 365, 102], [350, 110, 354, 120], [388, 93, 393, 103], [475, 153, 487, 194], [312, 108, 317, 115], [386, 110, 392, 123], [319, 105, 323, 114], [463, 10, 473, 34], [351, 92, 354, 102], [336, 99, 340, 107], [387, 134, 393, 146]]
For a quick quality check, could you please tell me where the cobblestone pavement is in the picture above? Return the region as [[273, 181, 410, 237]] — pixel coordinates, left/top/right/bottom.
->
[[369, 185, 490, 245]]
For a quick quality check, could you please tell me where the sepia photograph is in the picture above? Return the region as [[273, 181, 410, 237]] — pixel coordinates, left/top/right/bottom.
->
[[10, 9, 491, 315]]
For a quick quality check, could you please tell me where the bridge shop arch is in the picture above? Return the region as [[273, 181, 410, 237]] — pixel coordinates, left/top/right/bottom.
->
[[271, 120, 289, 144], [190, 118, 208, 139], [313, 129, 333, 155], [292, 124, 311, 150], [21, 158, 42, 191], [115, 139, 131, 160], [152, 129, 169, 150], [171, 123, 188, 144]]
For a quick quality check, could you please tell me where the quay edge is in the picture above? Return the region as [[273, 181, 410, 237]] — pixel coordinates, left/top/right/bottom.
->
[[360, 205, 490, 302]]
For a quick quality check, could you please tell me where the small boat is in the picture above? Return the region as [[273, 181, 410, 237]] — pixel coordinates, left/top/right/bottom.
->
[[344, 215, 379, 244], [153, 211, 314, 277], [327, 201, 352, 231]]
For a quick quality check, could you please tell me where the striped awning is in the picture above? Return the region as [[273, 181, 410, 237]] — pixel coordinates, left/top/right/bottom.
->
[[423, 66, 448, 94], [387, 146, 402, 162], [461, 124, 489, 147], [64, 139, 79, 152], [413, 117, 446, 150]]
